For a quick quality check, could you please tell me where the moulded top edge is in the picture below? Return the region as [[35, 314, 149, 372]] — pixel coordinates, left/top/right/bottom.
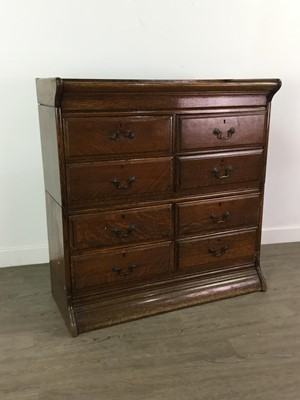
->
[[35, 77, 281, 107], [61, 78, 281, 91]]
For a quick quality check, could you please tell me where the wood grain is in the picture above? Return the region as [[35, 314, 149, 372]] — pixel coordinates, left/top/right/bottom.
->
[[64, 115, 172, 158], [72, 242, 172, 294], [177, 229, 257, 271], [177, 149, 264, 190], [178, 112, 266, 151], [1, 243, 299, 400], [36, 78, 281, 335], [177, 193, 260, 235], [66, 157, 173, 204], [70, 204, 172, 250]]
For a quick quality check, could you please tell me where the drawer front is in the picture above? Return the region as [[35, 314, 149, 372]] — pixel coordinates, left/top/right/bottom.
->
[[64, 116, 172, 158], [177, 150, 263, 190], [177, 194, 260, 235], [72, 242, 172, 293], [178, 113, 266, 152], [178, 230, 256, 272], [70, 204, 172, 250], [67, 157, 172, 203]]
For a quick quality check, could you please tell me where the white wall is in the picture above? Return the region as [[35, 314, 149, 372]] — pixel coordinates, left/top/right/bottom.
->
[[0, 0, 299, 267]]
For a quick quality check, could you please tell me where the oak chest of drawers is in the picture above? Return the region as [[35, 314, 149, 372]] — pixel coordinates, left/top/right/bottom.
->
[[36, 78, 281, 336]]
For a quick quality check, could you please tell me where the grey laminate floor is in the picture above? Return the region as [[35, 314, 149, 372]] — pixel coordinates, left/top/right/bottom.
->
[[0, 243, 299, 400]]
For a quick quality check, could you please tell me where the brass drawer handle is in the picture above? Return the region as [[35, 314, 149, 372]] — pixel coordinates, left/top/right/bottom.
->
[[111, 176, 136, 190], [112, 264, 137, 276], [210, 211, 230, 224], [112, 224, 136, 238], [108, 130, 135, 140], [108, 131, 119, 140], [125, 131, 135, 139], [213, 166, 233, 179], [213, 127, 235, 140], [208, 244, 229, 257]]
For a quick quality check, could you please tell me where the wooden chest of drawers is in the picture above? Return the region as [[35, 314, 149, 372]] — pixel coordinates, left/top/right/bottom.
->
[[36, 78, 281, 336]]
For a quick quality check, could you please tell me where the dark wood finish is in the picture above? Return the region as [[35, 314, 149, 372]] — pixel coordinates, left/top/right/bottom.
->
[[38, 106, 63, 205], [177, 229, 257, 272], [178, 112, 266, 152], [177, 193, 260, 235], [45, 193, 77, 336], [177, 150, 264, 190], [74, 266, 261, 333], [64, 115, 172, 158], [70, 204, 172, 250], [61, 94, 268, 112], [66, 157, 173, 204], [72, 242, 172, 295], [36, 78, 281, 336]]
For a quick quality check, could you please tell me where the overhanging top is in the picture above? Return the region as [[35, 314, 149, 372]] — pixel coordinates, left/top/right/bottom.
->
[[36, 78, 282, 108]]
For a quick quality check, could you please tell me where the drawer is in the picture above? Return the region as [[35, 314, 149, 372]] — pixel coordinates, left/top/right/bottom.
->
[[72, 242, 172, 293], [70, 204, 172, 250], [178, 230, 256, 272], [177, 149, 263, 190], [177, 194, 260, 235], [67, 157, 172, 204], [178, 113, 266, 152], [64, 115, 172, 158]]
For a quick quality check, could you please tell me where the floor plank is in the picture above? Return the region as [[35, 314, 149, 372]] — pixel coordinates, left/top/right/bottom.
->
[[0, 243, 299, 400]]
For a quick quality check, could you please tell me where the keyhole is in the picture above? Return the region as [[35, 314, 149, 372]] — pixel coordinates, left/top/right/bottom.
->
[[122, 214, 125, 219], [122, 252, 126, 258], [223, 119, 226, 124]]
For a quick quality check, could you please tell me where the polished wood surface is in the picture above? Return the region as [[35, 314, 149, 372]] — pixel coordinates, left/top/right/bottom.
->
[[177, 229, 257, 271], [36, 78, 281, 109], [70, 204, 172, 250], [177, 150, 263, 190], [178, 112, 266, 151], [177, 193, 260, 235], [66, 157, 173, 204], [72, 242, 172, 294], [45, 193, 77, 336], [64, 115, 172, 158], [38, 106, 63, 205], [36, 78, 281, 335]]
